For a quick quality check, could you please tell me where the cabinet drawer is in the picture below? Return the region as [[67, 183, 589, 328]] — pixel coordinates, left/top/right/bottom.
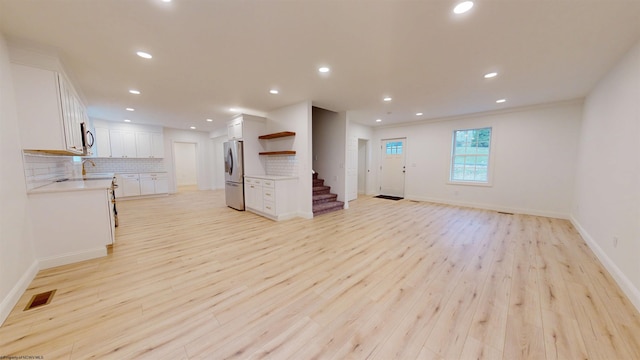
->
[[245, 178, 262, 186], [263, 188, 275, 201], [262, 179, 274, 188], [263, 201, 276, 215]]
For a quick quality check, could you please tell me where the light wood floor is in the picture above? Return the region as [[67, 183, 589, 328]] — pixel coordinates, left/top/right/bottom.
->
[[2, 189, 640, 359]]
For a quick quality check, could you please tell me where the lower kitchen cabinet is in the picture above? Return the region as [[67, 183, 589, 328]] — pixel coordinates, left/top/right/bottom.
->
[[116, 172, 168, 198], [119, 173, 141, 197], [244, 176, 298, 221], [140, 173, 169, 195], [28, 188, 114, 268]]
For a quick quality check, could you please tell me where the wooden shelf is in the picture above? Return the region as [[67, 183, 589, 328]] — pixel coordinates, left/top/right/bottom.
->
[[258, 131, 296, 139], [259, 151, 296, 156]]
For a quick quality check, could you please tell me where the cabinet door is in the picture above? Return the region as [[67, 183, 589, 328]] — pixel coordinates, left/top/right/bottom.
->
[[140, 179, 155, 195], [245, 181, 263, 211], [135, 132, 152, 158], [58, 75, 84, 152], [122, 175, 141, 197], [155, 178, 169, 194], [95, 127, 111, 157], [228, 118, 243, 139], [151, 133, 164, 158], [110, 130, 136, 158]]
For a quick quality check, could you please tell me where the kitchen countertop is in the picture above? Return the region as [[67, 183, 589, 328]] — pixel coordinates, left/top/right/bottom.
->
[[244, 174, 298, 180], [28, 173, 114, 194]]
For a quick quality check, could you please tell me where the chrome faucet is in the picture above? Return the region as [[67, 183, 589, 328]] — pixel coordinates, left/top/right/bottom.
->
[[82, 159, 95, 176]]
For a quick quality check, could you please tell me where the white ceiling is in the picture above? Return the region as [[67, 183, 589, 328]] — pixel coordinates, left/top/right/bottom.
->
[[1, 0, 639, 132]]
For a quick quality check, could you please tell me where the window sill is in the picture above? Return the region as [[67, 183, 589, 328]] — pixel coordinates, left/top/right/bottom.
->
[[447, 180, 493, 187]]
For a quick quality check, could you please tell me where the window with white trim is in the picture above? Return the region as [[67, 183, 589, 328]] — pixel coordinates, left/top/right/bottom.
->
[[450, 127, 492, 183]]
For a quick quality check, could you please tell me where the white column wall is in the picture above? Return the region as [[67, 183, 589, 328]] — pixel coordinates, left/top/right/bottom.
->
[[571, 39, 640, 311], [0, 33, 38, 325]]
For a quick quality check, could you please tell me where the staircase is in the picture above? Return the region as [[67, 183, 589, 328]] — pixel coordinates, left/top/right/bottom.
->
[[312, 172, 344, 216]]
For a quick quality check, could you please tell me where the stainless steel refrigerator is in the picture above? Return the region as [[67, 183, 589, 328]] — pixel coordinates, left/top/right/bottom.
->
[[224, 140, 245, 210]]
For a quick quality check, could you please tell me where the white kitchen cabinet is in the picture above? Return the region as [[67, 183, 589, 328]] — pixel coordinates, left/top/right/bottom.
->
[[151, 133, 164, 158], [110, 130, 136, 158], [11, 63, 85, 154], [94, 127, 111, 157], [28, 187, 113, 268], [120, 173, 141, 197], [135, 132, 164, 158], [227, 118, 242, 140], [244, 176, 298, 220], [139, 173, 168, 195], [244, 177, 264, 212], [227, 114, 265, 140]]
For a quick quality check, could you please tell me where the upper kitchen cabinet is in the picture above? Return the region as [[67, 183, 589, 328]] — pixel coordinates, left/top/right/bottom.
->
[[92, 119, 165, 158], [109, 129, 137, 158], [227, 114, 266, 140], [11, 63, 86, 155], [135, 132, 164, 158]]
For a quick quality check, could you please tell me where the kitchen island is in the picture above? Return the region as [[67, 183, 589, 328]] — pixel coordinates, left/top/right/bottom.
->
[[244, 175, 298, 221], [28, 174, 116, 269]]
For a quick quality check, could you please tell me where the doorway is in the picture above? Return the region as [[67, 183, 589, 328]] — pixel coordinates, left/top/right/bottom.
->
[[380, 138, 406, 197], [174, 142, 198, 192]]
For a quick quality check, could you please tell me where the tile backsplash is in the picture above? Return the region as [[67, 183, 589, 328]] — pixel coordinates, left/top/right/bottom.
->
[[265, 155, 298, 177], [85, 158, 166, 174], [23, 153, 76, 191], [23, 154, 167, 191]]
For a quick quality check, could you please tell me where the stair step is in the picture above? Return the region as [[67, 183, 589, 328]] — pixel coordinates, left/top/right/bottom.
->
[[313, 186, 330, 195], [312, 201, 344, 216], [313, 179, 324, 186], [312, 172, 318, 179], [313, 193, 337, 204]]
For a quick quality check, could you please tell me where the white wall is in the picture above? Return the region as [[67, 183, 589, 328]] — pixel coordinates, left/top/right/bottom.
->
[[312, 107, 346, 202], [0, 33, 38, 325], [372, 101, 583, 218], [211, 135, 226, 190], [572, 39, 640, 311], [267, 101, 313, 218], [163, 128, 214, 193]]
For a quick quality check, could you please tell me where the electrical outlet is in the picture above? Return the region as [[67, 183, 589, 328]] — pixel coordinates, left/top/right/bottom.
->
[[613, 236, 618, 248]]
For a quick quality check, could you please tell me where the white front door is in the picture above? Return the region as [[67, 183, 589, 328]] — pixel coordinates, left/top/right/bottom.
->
[[380, 138, 406, 197]]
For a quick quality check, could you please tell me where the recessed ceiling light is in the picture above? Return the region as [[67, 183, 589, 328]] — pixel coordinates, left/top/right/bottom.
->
[[318, 66, 330, 73], [129, 89, 141, 95], [376, 119, 382, 123], [269, 89, 279, 94], [416, 112, 423, 116], [126, 107, 135, 111], [161, 0, 171, 3], [124, 119, 131, 123], [206, 118, 213, 122], [229, 108, 238, 112], [190, 126, 196, 130], [484, 72, 498, 79], [453, 1, 474, 14], [496, 99, 506, 103], [136, 51, 152, 59], [383, 97, 392, 102]]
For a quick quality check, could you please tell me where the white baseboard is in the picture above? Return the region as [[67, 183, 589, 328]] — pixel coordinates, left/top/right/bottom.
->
[[405, 194, 569, 219], [0, 260, 39, 326], [570, 216, 640, 313], [298, 211, 314, 219], [38, 247, 107, 270]]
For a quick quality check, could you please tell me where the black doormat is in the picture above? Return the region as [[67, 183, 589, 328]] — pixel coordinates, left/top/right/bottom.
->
[[375, 195, 404, 201]]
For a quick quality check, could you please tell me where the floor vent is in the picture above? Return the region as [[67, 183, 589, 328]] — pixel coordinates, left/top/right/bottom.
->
[[497, 211, 514, 215], [24, 290, 56, 311]]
